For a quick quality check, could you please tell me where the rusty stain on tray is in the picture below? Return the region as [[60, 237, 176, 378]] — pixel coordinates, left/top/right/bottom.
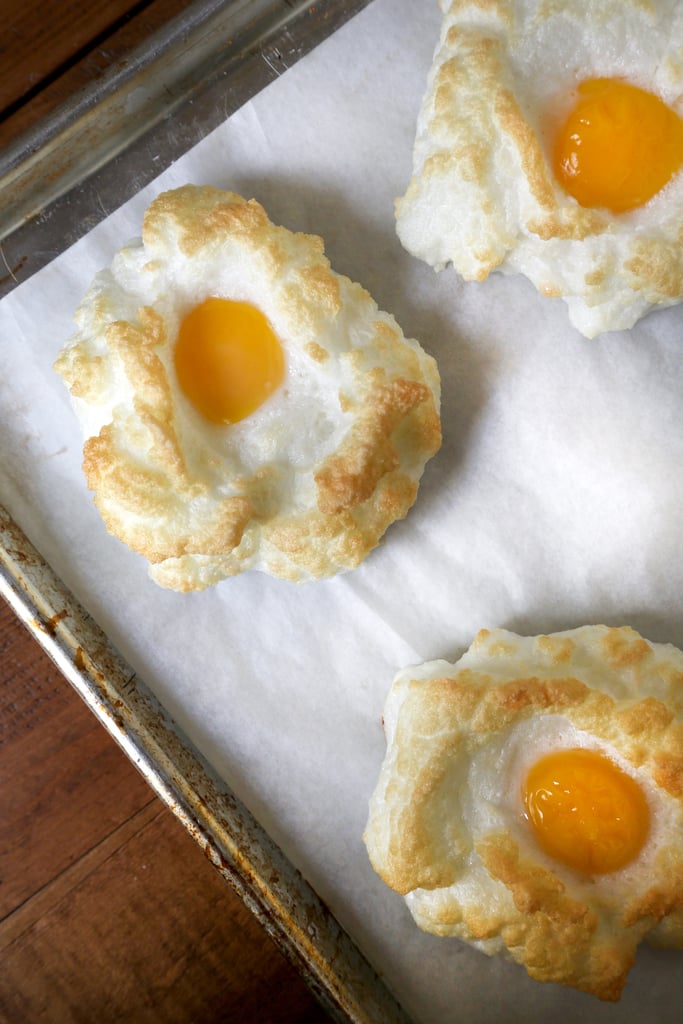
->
[[0, 254, 27, 288]]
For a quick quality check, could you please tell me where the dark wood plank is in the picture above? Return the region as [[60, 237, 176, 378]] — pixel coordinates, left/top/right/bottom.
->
[[0, 617, 153, 916], [1, 0, 146, 112]]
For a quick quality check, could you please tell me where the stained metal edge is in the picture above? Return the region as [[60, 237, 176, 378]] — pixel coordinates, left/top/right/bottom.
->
[[0, 503, 411, 1024], [0, 0, 371, 296]]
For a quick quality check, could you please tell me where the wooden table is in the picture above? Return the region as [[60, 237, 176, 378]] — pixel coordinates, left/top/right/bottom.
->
[[0, 3, 331, 1021]]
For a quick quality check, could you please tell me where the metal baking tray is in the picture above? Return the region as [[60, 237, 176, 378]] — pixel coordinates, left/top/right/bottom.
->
[[0, 1, 409, 1019]]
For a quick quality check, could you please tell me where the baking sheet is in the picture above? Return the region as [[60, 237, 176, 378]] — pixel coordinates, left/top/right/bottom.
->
[[2, 0, 683, 1021]]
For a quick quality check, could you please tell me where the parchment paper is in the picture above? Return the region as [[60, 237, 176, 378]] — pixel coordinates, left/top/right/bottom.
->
[[2, 1, 683, 1021]]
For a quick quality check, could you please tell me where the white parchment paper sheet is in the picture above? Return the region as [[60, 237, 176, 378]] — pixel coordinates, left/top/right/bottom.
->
[[2, 1, 683, 1020]]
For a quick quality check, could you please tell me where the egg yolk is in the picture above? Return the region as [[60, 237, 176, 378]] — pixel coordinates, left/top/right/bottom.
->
[[174, 297, 285, 424], [522, 747, 650, 875], [553, 78, 683, 212]]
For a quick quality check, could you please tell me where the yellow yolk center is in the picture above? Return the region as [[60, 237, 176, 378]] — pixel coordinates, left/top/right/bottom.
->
[[553, 77, 683, 212], [174, 297, 285, 424], [522, 747, 650, 875]]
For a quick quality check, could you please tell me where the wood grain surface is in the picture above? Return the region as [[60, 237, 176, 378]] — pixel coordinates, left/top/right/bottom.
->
[[0, 2, 333, 1020]]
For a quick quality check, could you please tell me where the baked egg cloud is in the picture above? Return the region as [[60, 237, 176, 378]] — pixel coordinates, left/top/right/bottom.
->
[[396, 0, 683, 337], [55, 186, 441, 590], [364, 625, 683, 1001]]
